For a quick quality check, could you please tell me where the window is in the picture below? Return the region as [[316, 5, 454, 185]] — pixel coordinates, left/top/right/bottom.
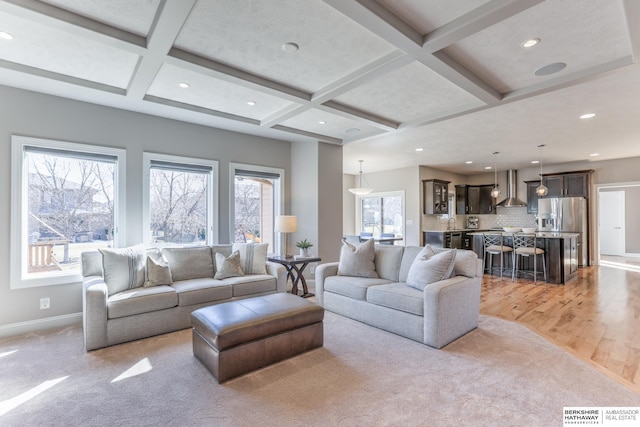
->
[[229, 163, 284, 254], [143, 153, 218, 246], [10, 136, 126, 288], [357, 191, 405, 239]]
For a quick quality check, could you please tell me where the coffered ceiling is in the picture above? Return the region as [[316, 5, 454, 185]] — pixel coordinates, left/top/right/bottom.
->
[[0, 0, 638, 174]]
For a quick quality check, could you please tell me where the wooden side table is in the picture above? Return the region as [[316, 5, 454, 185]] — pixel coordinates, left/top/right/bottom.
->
[[267, 256, 321, 298]]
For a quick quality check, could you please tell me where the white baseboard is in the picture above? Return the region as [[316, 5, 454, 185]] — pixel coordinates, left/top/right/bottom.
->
[[0, 312, 82, 339], [624, 253, 640, 258]]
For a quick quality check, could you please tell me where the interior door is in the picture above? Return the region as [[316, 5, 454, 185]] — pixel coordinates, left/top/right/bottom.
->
[[599, 191, 625, 256]]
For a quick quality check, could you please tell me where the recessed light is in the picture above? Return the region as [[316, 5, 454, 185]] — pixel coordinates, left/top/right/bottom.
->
[[484, 166, 492, 170], [534, 62, 566, 76], [415, 148, 423, 152], [318, 120, 327, 125], [590, 153, 600, 157], [247, 101, 256, 106], [178, 82, 190, 89], [0, 31, 14, 40], [345, 127, 360, 134], [282, 42, 299, 53], [531, 160, 540, 164], [465, 161, 473, 164], [522, 38, 540, 48], [580, 113, 596, 119]]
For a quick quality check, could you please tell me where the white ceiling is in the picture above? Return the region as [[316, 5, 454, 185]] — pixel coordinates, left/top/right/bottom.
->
[[0, 0, 638, 175]]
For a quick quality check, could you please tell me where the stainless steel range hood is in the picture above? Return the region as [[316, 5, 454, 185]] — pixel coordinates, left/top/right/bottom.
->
[[495, 170, 527, 208]]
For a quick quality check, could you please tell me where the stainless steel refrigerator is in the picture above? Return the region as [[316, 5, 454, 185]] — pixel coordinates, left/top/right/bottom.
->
[[538, 197, 588, 267]]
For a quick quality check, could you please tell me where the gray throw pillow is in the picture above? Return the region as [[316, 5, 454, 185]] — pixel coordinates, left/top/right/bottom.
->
[[161, 246, 214, 281], [337, 238, 378, 278], [214, 250, 245, 280], [99, 245, 145, 296], [429, 245, 478, 278], [231, 243, 268, 274], [144, 255, 172, 287], [406, 248, 456, 291]]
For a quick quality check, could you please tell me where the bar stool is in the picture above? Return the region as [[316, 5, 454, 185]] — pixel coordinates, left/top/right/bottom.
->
[[512, 233, 546, 284], [483, 233, 513, 279]]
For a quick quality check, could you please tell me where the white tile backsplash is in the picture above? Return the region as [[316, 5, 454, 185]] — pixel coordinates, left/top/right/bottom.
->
[[495, 207, 537, 228]]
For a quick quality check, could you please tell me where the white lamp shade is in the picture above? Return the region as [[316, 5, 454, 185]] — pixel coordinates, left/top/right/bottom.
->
[[274, 215, 298, 233], [348, 187, 373, 195]]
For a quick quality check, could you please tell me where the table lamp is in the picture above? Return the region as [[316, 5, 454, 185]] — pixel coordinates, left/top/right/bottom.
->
[[274, 215, 297, 257]]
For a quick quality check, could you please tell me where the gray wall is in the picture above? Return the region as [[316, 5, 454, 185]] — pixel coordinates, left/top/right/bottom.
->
[[0, 85, 292, 329]]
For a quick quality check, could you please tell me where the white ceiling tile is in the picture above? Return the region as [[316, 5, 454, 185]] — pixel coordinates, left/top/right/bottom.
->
[[147, 64, 297, 121], [39, 0, 160, 37], [280, 108, 380, 139], [444, 0, 631, 93], [173, 0, 396, 93], [334, 61, 483, 122], [377, 0, 490, 35], [0, 11, 138, 88]]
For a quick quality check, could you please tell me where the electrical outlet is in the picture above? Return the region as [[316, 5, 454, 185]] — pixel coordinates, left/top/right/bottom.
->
[[40, 297, 50, 310], [309, 266, 315, 275]]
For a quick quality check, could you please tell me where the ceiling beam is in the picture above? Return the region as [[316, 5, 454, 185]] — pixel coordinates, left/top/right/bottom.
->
[[271, 125, 342, 145], [144, 95, 259, 125], [126, 0, 196, 99], [623, 0, 640, 62]]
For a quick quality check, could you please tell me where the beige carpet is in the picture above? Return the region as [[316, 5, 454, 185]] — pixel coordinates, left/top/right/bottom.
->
[[1, 312, 638, 426]]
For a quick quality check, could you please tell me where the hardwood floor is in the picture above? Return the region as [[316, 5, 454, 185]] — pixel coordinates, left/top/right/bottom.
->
[[480, 259, 640, 393]]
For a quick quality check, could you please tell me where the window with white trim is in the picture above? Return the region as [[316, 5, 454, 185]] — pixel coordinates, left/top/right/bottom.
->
[[143, 153, 218, 246], [10, 135, 126, 289], [356, 191, 405, 240]]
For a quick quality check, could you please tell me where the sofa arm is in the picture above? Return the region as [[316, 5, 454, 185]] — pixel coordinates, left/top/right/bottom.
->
[[314, 262, 339, 306], [266, 261, 288, 293], [83, 276, 109, 351], [422, 275, 481, 349]]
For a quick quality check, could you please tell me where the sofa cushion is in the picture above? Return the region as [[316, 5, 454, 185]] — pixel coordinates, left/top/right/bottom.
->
[[232, 242, 268, 275], [162, 246, 214, 281], [145, 255, 173, 287], [107, 285, 178, 319], [366, 282, 424, 316], [171, 278, 233, 306], [338, 238, 378, 278], [99, 245, 146, 296], [324, 275, 392, 301], [223, 275, 277, 297], [374, 245, 404, 281], [214, 251, 244, 280], [430, 246, 479, 278], [406, 248, 456, 291], [398, 246, 423, 283]]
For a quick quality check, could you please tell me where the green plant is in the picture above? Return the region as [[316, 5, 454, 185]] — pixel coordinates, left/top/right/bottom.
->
[[295, 238, 313, 249]]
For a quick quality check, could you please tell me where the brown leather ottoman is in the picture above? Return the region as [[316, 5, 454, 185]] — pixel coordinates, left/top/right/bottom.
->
[[191, 293, 324, 382]]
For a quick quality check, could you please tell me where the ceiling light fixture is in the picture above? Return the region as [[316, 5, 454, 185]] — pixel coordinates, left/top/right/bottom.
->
[[531, 160, 539, 164], [282, 42, 299, 53], [465, 161, 473, 164], [178, 82, 190, 89], [590, 153, 600, 157], [535, 144, 548, 197], [415, 148, 423, 152], [318, 120, 327, 125], [522, 38, 540, 48], [247, 101, 256, 106], [534, 62, 566, 76], [580, 113, 596, 119], [484, 166, 492, 170], [0, 31, 14, 40], [348, 160, 373, 196], [491, 152, 501, 198]]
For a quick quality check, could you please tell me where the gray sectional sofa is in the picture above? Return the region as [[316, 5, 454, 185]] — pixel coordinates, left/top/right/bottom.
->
[[315, 244, 482, 349], [81, 244, 287, 351]]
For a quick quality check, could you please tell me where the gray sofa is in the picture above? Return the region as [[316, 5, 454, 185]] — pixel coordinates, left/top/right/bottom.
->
[[81, 244, 287, 351], [315, 245, 482, 349]]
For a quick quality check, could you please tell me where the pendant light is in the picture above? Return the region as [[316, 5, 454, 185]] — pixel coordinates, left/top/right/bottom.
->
[[348, 160, 373, 195], [490, 152, 501, 198], [535, 144, 548, 197]]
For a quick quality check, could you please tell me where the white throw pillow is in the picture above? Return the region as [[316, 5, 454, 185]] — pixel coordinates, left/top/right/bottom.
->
[[99, 245, 146, 295], [232, 243, 268, 275], [406, 248, 456, 290], [144, 255, 173, 287], [214, 251, 245, 279], [337, 238, 378, 278]]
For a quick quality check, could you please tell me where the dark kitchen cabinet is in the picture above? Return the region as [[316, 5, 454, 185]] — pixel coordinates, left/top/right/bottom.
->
[[541, 171, 592, 198], [423, 179, 449, 214], [455, 184, 495, 214], [525, 180, 540, 214]]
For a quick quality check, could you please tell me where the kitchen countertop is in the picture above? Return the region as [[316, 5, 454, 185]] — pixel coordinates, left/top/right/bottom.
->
[[423, 229, 482, 232], [466, 231, 579, 238]]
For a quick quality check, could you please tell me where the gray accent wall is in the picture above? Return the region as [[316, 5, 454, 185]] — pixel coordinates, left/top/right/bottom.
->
[[0, 85, 293, 329]]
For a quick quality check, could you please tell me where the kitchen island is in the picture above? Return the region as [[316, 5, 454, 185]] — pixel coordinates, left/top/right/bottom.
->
[[469, 232, 579, 284]]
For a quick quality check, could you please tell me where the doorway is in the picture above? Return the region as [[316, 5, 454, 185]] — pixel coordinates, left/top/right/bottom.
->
[[599, 191, 625, 256]]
